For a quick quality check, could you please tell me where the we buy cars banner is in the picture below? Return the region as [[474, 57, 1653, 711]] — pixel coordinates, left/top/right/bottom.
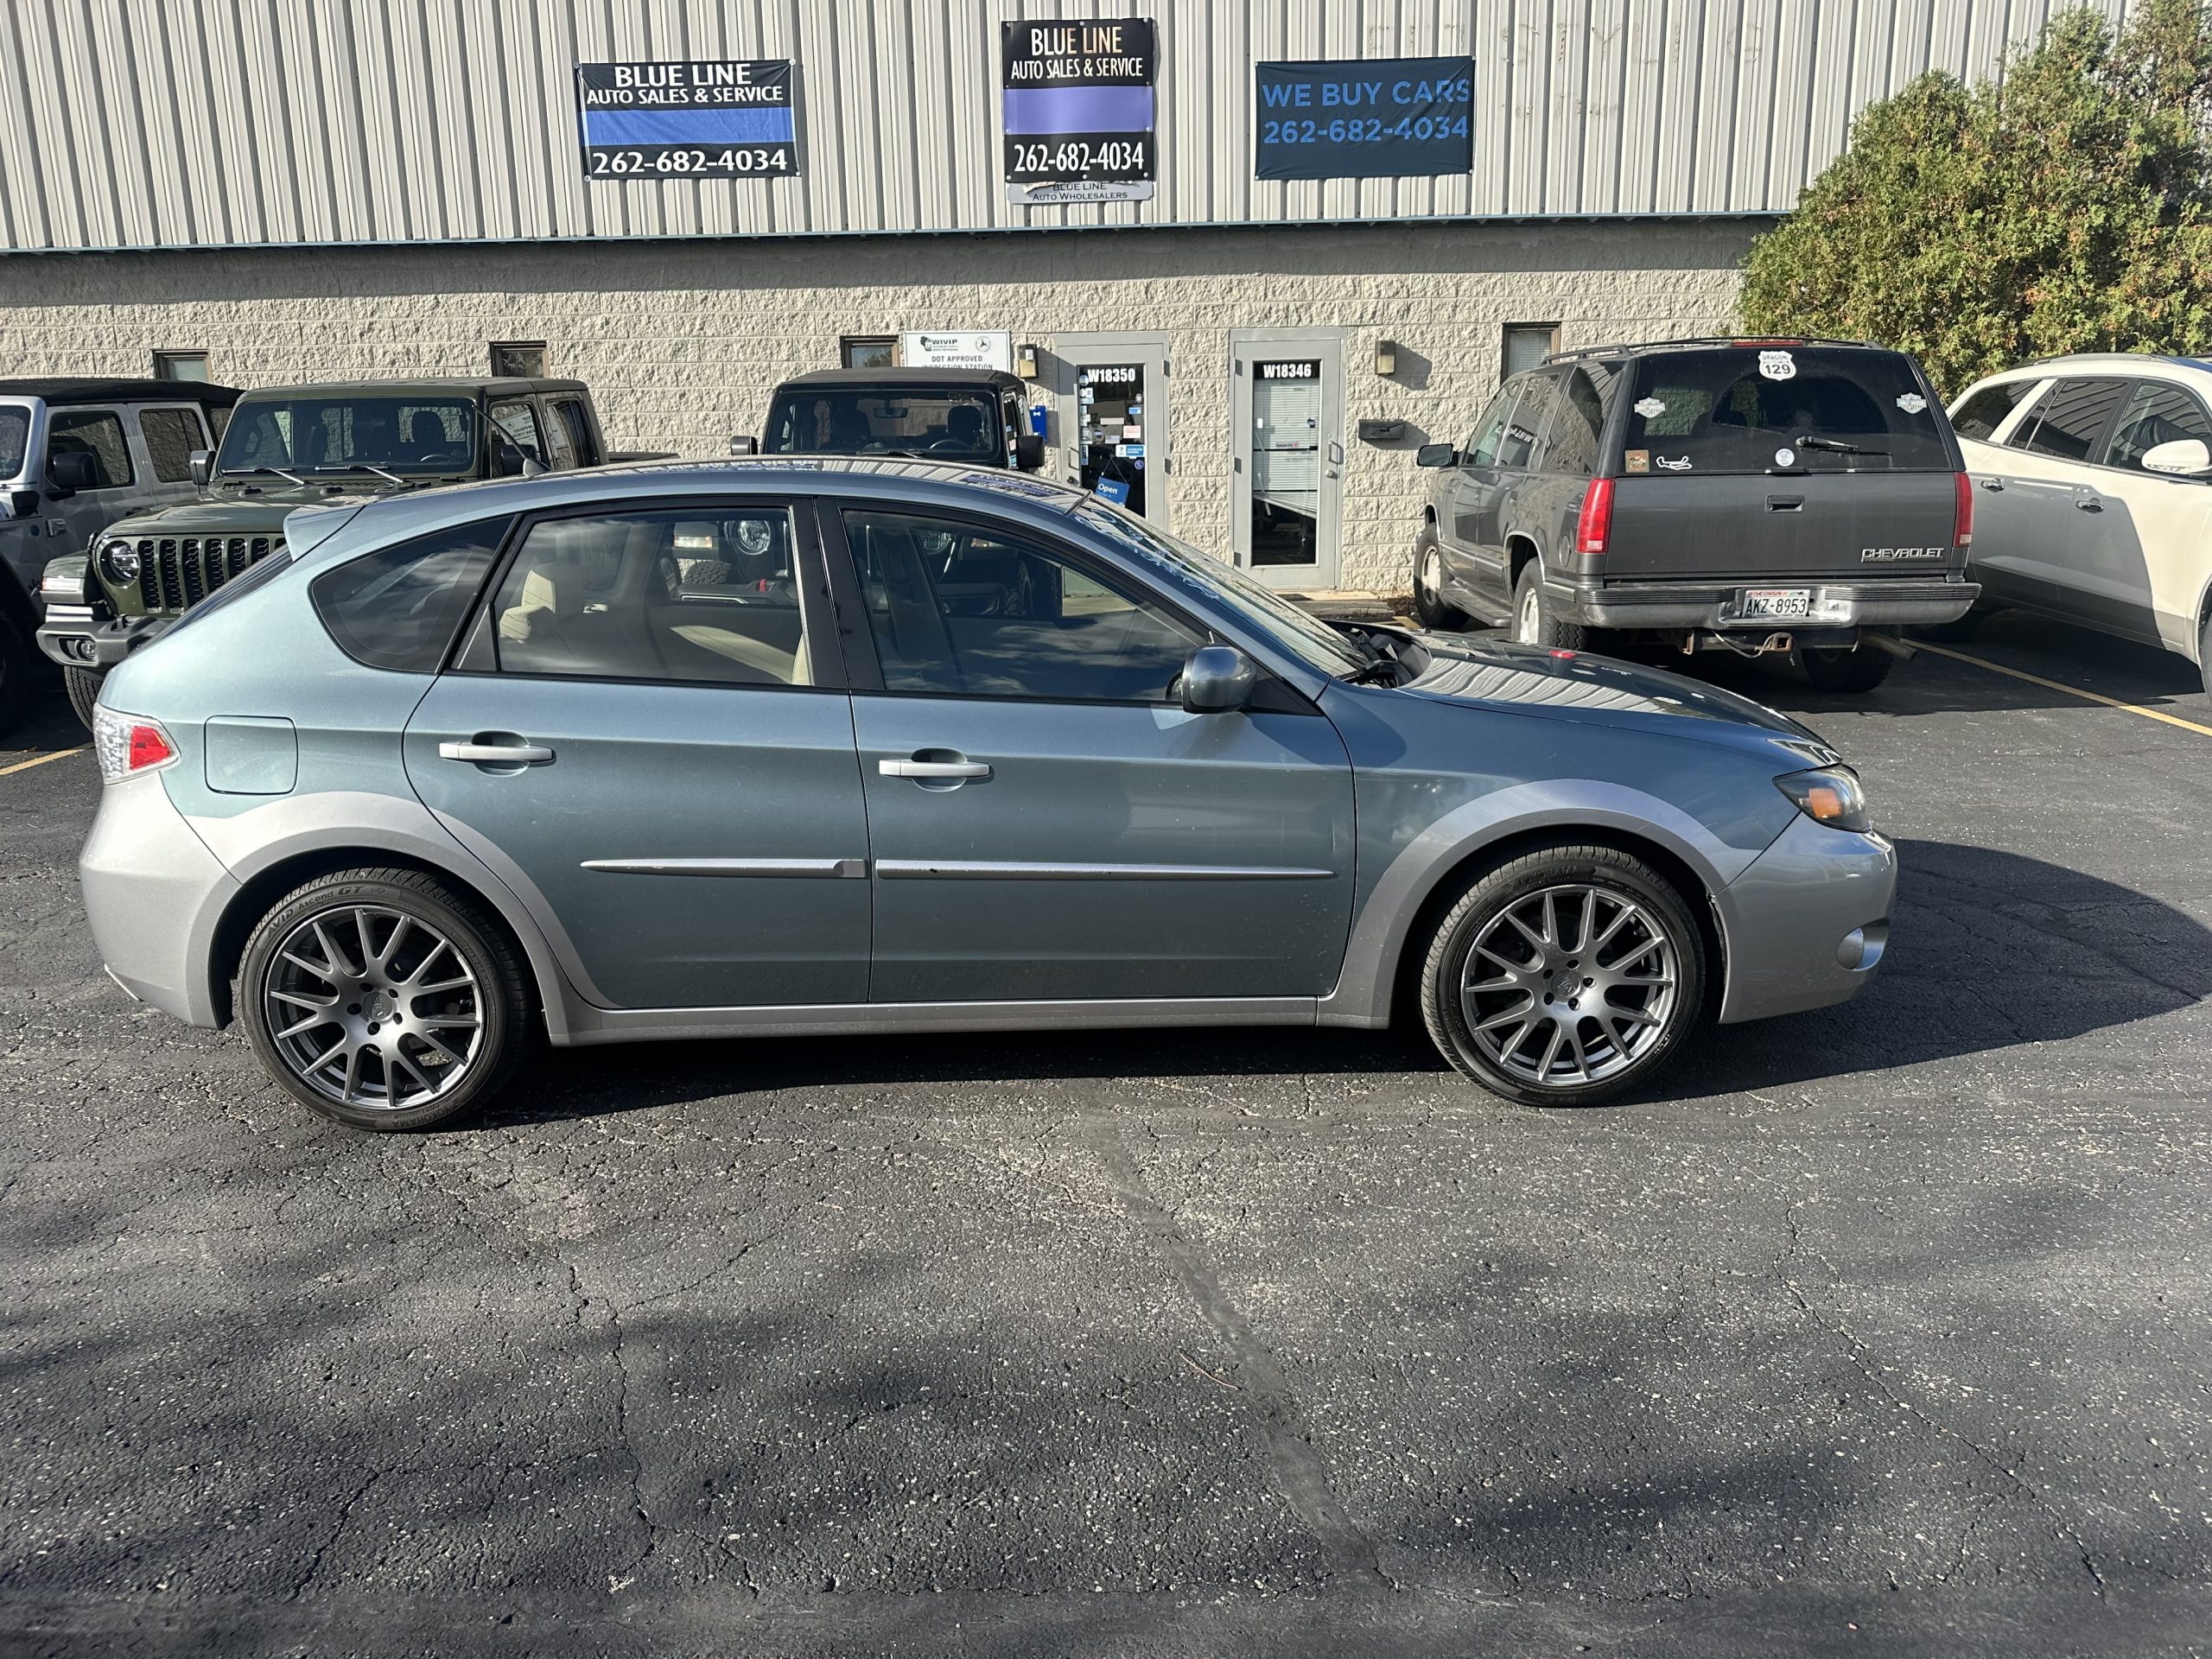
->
[[1253, 57, 1473, 180]]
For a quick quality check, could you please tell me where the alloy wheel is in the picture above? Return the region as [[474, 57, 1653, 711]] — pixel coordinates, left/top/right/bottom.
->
[[1459, 883, 1679, 1088], [262, 904, 485, 1110], [1516, 586, 1541, 644]]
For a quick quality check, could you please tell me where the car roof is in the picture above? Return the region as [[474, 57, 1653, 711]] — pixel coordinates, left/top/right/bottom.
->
[[1543, 336, 1889, 368], [233, 378, 589, 400], [773, 368, 1025, 392], [0, 377, 243, 405], [1968, 353, 2212, 384]]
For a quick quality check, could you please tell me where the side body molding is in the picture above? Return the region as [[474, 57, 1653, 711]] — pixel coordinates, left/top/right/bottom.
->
[[1316, 779, 1770, 1029]]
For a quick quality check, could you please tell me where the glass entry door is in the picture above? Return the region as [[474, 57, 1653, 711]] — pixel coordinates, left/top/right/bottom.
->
[[1050, 331, 1169, 529], [1232, 331, 1344, 589]]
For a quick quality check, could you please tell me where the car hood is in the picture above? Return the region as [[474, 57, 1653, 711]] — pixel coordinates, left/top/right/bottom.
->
[[1396, 632, 1834, 753], [100, 488, 384, 539]]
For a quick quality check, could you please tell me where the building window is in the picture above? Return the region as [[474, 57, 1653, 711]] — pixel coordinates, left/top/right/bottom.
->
[[490, 340, 549, 378], [1502, 323, 1560, 379], [153, 350, 209, 382], [841, 334, 896, 370]]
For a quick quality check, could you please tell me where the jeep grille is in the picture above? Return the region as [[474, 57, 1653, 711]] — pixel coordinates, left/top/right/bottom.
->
[[130, 536, 285, 611]]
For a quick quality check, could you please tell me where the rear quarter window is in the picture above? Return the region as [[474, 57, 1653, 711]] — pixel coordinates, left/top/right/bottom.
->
[[312, 518, 509, 672], [1622, 347, 1952, 474], [1950, 379, 2039, 442]]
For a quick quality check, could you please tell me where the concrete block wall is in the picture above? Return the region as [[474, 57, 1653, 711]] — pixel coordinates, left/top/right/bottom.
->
[[0, 218, 1761, 592]]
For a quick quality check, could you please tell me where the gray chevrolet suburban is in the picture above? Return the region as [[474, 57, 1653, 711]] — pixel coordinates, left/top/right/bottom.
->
[[1411, 338, 1979, 691]]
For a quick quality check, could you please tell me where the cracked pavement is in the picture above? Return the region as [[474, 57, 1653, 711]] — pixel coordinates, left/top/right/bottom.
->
[[2, 611, 2209, 1656]]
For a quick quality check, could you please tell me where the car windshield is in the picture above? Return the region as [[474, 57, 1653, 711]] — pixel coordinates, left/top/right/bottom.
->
[[1622, 347, 1953, 474], [0, 404, 29, 480], [215, 396, 479, 477], [1071, 499, 1370, 677], [765, 390, 1000, 461]]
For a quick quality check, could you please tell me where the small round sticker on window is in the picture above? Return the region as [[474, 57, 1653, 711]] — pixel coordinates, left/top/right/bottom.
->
[[1633, 397, 1666, 418], [1775, 446, 1797, 467], [1758, 350, 1796, 381], [1896, 392, 1928, 415]]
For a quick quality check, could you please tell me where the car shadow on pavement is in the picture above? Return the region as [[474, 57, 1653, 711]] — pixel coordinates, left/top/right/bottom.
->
[[473, 837, 2207, 1128]]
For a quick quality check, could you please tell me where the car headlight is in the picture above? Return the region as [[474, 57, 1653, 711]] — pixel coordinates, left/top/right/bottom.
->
[[1775, 766, 1872, 833], [39, 553, 90, 606], [98, 538, 141, 585]]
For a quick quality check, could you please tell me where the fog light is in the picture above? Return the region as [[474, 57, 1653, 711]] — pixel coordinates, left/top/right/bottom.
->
[[1836, 921, 1888, 971]]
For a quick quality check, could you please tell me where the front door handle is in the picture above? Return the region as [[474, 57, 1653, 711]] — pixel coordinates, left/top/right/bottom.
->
[[441, 740, 554, 765], [880, 758, 992, 780], [1980, 476, 2005, 492], [1765, 494, 1803, 512], [2073, 488, 2103, 512]]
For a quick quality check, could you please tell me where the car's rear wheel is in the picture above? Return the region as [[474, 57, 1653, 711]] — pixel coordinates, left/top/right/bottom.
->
[[1421, 843, 1706, 1108], [1411, 531, 1469, 631], [1795, 640, 1895, 692], [62, 665, 102, 732], [1510, 562, 1590, 652], [238, 868, 533, 1131], [2199, 609, 2212, 700]]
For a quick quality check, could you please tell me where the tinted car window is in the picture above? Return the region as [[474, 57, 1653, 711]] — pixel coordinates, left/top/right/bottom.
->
[[490, 400, 544, 473], [1545, 367, 1610, 475], [843, 509, 1198, 702], [1950, 379, 2040, 442], [47, 409, 134, 488], [0, 407, 27, 477], [2102, 380, 2212, 472], [1462, 388, 1519, 467], [139, 407, 204, 483], [2012, 378, 2128, 462], [1622, 347, 1951, 474], [767, 391, 1000, 461], [550, 397, 599, 465], [219, 397, 477, 476], [492, 508, 810, 687], [1511, 373, 1568, 470], [314, 519, 508, 672], [1495, 380, 1546, 470]]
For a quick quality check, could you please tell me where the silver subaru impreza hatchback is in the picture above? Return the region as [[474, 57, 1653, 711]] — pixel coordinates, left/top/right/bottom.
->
[[80, 461, 1894, 1131]]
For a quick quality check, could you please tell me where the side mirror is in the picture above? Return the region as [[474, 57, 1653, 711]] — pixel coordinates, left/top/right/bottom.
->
[[2141, 437, 2212, 476], [1179, 644, 1259, 715], [1414, 442, 1458, 468], [494, 441, 532, 477], [728, 435, 759, 457], [188, 448, 211, 488], [47, 451, 98, 495], [1014, 431, 1046, 471], [521, 454, 548, 478]]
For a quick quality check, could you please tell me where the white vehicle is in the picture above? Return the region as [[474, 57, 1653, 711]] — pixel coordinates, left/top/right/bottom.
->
[[1947, 353, 2212, 692]]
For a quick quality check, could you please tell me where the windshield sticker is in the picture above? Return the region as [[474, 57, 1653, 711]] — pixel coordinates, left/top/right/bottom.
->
[[1895, 391, 1928, 414], [1656, 454, 1693, 471], [1632, 397, 1666, 418], [1758, 350, 1796, 381], [1774, 446, 1797, 467], [1624, 448, 1650, 473]]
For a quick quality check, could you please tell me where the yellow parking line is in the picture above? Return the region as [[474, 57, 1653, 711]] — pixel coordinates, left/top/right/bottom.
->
[[1916, 642, 2212, 739], [0, 746, 86, 777]]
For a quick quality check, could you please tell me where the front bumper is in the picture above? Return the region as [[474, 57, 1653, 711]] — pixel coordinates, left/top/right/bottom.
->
[[1715, 812, 1897, 1025], [1554, 575, 1978, 632], [79, 766, 238, 1028], [36, 606, 169, 671]]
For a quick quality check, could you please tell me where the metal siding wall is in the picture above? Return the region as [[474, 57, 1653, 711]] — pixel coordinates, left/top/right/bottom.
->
[[0, 0, 2137, 253]]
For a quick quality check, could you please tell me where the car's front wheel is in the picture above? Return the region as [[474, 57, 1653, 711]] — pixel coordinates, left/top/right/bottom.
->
[[62, 665, 102, 732], [1420, 843, 1706, 1107], [238, 868, 533, 1131], [2199, 609, 2212, 700], [1411, 531, 1469, 631]]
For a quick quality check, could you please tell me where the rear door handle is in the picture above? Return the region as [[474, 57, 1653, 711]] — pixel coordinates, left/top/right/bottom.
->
[[880, 758, 992, 780], [440, 741, 554, 765], [2074, 488, 2102, 512], [1765, 495, 1803, 512]]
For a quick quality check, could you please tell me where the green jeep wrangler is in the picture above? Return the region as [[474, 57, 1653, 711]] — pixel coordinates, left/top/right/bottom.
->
[[38, 376, 656, 726]]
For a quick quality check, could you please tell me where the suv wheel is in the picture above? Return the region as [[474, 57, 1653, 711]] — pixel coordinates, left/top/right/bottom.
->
[[1421, 843, 1706, 1107], [1510, 562, 1589, 652], [1411, 531, 1469, 631], [1795, 641, 1894, 692], [2199, 609, 2212, 700], [62, 666, 102, 733], [238, 868, 534, 1132]]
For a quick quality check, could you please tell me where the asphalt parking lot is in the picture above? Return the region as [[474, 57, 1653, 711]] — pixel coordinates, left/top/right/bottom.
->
[[2, 613, 2209, 1657]]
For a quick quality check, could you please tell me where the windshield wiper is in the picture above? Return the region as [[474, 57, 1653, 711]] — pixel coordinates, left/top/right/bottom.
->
[[1796, 435, 1886, 456], [1343, 657, 1402, 684], [222, 464, 307, 487], [312, 463, 407, 486]]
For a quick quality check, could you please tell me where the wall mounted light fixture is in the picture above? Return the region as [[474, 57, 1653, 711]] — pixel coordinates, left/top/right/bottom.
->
[[1017, 342, 1040, 378], [1375, 339, 1398, 377]]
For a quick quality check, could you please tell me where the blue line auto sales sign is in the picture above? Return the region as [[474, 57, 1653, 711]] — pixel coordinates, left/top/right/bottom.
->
[[1254, 57, 1473, 180], [1001, 19, 1157, 204], [575, 60, 798, 180]]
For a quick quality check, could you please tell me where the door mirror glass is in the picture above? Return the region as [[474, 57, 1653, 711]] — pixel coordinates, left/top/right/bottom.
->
[[728, 435, 758, 457], [1179, 644, 1258, 714], [188, 448, 212, 487], [1415, 442, 1457, 467], [1014, 431, 1046, 471], [2139, 436, 2212, 476], [46, 450, 98, 495]]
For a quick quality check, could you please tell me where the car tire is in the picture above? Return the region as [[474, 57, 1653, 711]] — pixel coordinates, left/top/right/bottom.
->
[[237, 867, 535, 1133], [2199, 609, 2212, 700], [1411, 531, 1470, 631], [1795, 641, 1895, 692], [0, 620, 35, 739], [62, 665, 103, 732], [1510, 561, 1590, 652], [1420, 842, 1706, 1108]]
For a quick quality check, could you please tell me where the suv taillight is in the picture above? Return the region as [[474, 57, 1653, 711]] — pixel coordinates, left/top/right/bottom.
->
[[92, 709, 177, 785], [1575, 478, 1615, 555], [1953, 470, 1974, 550]]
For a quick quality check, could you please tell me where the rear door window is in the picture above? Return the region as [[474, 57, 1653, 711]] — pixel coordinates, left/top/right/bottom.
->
[[1509, 372, 1566, 471], [2010, 378, 2128, 463], [1620, 346, 1952, 474], [1545, 366, 1611, 475], [1950, 379, 2041, 442], [548, 397, 600, 466], [138, 407, 206, 483], [2101, 380, 2212, 473]]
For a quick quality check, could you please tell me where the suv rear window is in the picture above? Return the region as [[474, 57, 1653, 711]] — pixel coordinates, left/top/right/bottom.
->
[[1621, 346, 1952, 475]]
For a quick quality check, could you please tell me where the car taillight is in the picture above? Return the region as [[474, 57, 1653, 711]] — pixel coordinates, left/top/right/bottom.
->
[[1953, 470, 1974, 549], [92, 708, 178, 785], [1575, 478, 1614, 555]]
